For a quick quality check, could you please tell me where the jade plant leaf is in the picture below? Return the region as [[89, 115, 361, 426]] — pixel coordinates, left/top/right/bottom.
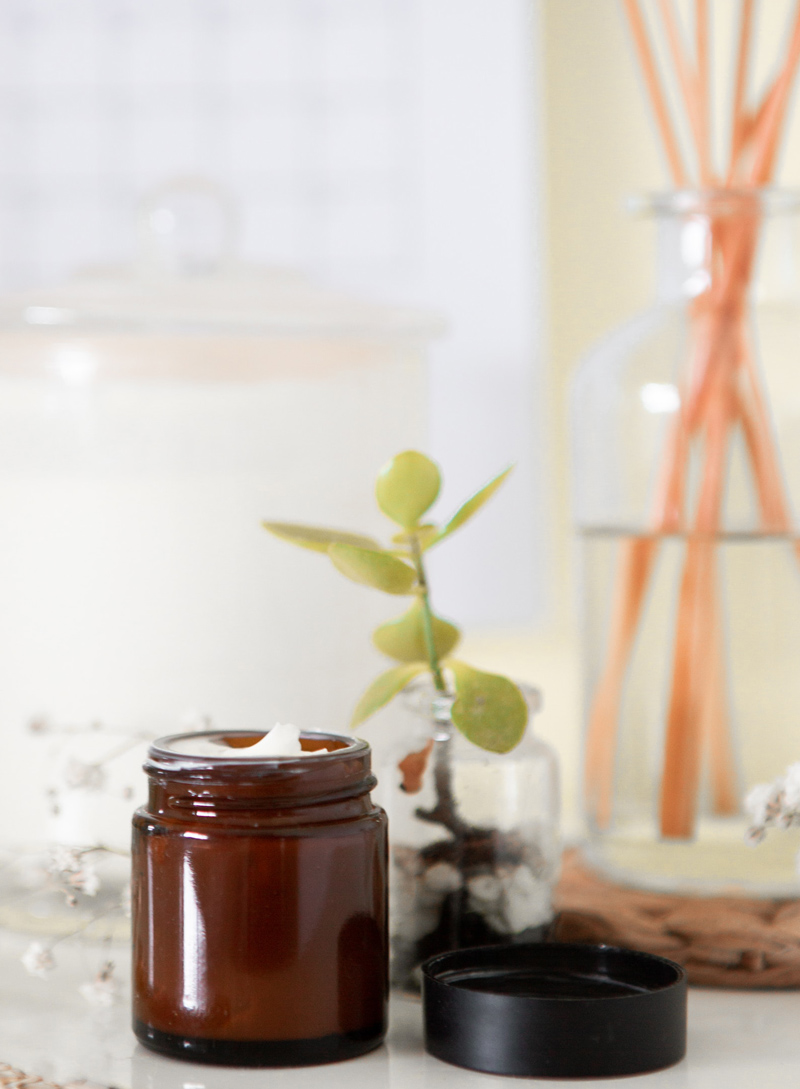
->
[[375, 451, 441, 530], [431, 466, 513, 548], [448, 660, 528, 753], [328, 542, 417, 595], [263, 521, 381, 555], [351, 662, 428, 727], [373, 599, 460, 663]]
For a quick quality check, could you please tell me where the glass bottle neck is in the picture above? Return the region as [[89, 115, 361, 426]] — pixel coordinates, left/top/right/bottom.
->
[[646, 192, 800, 304]]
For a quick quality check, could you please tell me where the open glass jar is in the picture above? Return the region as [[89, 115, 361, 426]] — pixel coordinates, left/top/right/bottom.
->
[[132, 730, 387, 1066], [573, 190, 800, 894]]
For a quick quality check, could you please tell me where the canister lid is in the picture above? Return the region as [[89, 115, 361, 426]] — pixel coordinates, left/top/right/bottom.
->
[[422, 942, 687, 1079], [0, 265, 443, 342], [0, 179, 443, 343]]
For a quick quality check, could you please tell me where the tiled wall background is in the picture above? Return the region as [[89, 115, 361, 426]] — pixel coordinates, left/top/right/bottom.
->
[[0, 0, 546, 626], [0, 0, 417, 291]]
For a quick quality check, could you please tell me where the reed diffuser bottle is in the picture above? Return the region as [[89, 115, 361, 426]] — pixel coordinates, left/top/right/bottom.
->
[[573, 0, 800, 895], [573, 189, 800, 894]]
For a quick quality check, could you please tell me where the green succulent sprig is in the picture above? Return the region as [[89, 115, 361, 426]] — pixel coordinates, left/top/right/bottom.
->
[[264, 451, 528, 754]]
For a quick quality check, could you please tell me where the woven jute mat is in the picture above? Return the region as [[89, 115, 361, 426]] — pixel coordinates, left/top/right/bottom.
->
[[553, 849, 800, 987]]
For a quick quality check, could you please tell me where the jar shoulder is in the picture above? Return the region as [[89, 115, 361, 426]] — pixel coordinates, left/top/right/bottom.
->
[[133, 803, 387, 837]]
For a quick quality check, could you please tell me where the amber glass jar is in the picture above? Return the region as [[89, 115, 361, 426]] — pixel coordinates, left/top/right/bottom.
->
[[132, 731, 387, 1067]]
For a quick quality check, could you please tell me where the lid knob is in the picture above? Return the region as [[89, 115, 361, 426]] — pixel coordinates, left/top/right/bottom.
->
[[137, 177, 239, 277]]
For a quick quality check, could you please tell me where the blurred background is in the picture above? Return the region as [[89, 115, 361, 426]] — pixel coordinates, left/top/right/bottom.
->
[[0, 0, 545, 623], [2, 0, 800, 840]]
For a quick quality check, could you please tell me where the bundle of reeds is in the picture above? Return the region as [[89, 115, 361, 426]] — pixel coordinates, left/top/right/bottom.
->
[[585, 1, 800, 839]]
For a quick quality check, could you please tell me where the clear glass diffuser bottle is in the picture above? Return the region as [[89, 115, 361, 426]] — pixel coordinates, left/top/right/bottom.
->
[[573, 190, 800, 894]]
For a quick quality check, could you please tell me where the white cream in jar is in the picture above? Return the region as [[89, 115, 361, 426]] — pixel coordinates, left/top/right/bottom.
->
[[168, 722, 331, 759]]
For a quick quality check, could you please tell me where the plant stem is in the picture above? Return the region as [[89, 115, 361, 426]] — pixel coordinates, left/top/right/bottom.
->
[[406, 533, 477, 840], [415, 737, 474, 840], [409, 534, 447, 694]]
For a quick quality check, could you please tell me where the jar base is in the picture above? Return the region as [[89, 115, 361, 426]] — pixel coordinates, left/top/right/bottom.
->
[[133, 1019, 386, 1067]]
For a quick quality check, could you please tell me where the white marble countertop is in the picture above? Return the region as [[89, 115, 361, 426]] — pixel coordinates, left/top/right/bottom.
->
[[1, 930, 800, 1088]]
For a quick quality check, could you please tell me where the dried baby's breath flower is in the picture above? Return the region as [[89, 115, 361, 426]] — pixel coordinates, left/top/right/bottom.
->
[[27, 715, 52, 734], [783, 762, 800, 811], [63, 758, 106, 792], [120, 880, 132, 918], [744, 782, 780, 834], [78, 961, 118, 1008], [21, 941, 55, 978], [47, 846, 101, 902], [745, 765, 800, 872], [75, 862, 100, 898]]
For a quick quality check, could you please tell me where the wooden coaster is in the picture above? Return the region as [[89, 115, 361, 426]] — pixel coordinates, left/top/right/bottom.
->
[[553, 850, 800, 988]]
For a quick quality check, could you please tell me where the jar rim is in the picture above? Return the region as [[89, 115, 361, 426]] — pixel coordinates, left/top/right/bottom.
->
[[628, 187, 800, 218], [146, 729, 368, 773]]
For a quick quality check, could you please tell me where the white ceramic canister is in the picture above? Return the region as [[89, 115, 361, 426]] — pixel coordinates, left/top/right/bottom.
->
[[0, 186, 442, 850]]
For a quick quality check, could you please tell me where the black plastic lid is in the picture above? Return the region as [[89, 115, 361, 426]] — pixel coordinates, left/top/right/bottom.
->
[[422, 942, 687, 1079]]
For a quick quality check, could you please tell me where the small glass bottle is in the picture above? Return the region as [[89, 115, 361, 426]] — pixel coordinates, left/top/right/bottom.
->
[[373, 679, 560, 993], [132, 731, 387, 1066]]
